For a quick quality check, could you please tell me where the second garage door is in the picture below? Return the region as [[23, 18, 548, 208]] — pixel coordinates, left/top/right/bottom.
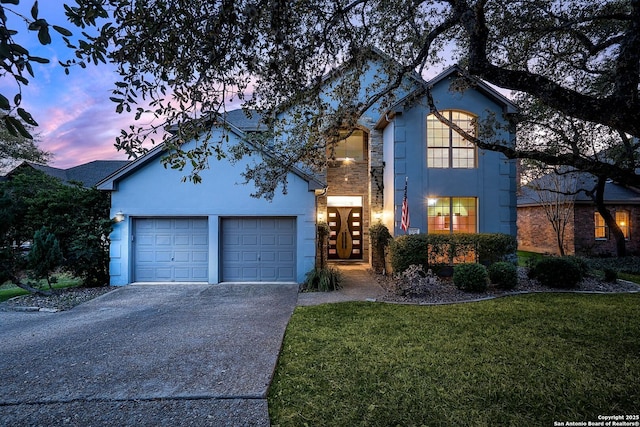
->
[[221, 217, 296, 282]]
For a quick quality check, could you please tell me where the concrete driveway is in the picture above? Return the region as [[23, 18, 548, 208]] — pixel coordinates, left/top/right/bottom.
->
[[0, 283, 299, 426]]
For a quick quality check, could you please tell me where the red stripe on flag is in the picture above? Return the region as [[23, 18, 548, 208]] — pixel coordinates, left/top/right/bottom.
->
[[401, 178, 410, 232]]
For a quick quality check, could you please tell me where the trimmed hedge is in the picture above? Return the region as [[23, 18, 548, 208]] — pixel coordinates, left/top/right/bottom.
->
[[389, 233, 517, 274]]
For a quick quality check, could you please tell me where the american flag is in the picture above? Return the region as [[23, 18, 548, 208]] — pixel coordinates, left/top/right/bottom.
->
[[401, 177, 410, 232]]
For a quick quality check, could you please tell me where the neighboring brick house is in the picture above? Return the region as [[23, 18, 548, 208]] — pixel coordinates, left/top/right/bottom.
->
[[518, 173, 640, 256]]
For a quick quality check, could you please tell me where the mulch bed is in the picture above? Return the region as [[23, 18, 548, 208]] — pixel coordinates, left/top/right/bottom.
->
[[0, 286, 116, 312], [376, 267, 640, 305]]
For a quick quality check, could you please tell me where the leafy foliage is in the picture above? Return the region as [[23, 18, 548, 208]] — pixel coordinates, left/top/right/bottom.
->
[[389, 233, 517, 274], [488, 261, 518, 290], [369, 223, 392, 274], [453, 263, 488, 292], [527, 257, 584, 289], [303, 266, 342, 292], [2, 1, 639, 200], [27, 226, 63, 288], [0, 169, 112, 287]]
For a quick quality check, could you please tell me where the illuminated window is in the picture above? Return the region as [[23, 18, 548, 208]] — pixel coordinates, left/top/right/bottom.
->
[[595, 211, 630, 240], [594, 213, 607, 239], [428, 197, 477, 234], [427, 110, 476, 168], [329, 129, 367, 163], [616, 211, 630, 239]]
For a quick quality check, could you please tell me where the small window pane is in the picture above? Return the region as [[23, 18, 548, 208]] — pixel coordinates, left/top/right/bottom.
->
[[594, 213, 607, 239], [616, 211, 630, 239]]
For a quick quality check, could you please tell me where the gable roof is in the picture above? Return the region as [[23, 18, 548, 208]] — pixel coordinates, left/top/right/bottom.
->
[[2, 160, 130, 188], [96, 117, 325, 192], [375, 64, 518, 130], [427, 65, 518, 114], [518, 171, 640, 207]]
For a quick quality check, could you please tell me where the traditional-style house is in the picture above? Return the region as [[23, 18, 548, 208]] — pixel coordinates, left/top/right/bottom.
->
[[98, 53, 517, 285]]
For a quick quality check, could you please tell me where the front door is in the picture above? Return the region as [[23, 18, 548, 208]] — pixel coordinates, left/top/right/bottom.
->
[[328, 207, 363, 260]]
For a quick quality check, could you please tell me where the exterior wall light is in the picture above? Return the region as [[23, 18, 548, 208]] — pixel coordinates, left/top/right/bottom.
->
[[114, 211, 125, 222]]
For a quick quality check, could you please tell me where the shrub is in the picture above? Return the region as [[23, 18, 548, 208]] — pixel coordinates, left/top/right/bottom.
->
[[394, 264, 440, 297], [528, 257, 583, 289], [303, 267, 342, 292], [604, 268, 618, 283], [488, 261, 518, 290], [390, 234, 430, 273], [28, 226, 63, 289], [370, 223, 392, 274], [453, 263, 488, 292], [389, 233, 517, 275]]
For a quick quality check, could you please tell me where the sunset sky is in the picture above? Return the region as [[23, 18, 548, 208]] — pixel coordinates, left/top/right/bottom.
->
[[2, 3, 488, 171], [1, 2, 137, 169]]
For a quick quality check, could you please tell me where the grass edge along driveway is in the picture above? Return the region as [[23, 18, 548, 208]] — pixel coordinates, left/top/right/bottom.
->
[[268, 293, 640, 427]]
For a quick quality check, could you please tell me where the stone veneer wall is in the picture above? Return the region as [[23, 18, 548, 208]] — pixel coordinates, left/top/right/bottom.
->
[[517, 205, 576, 255]]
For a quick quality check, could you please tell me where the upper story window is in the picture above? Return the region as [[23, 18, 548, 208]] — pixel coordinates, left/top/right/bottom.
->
[[329, 129, 367, 164], [427, 110, 477, 168]]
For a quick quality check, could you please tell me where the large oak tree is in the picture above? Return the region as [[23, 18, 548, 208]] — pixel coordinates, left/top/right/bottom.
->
[[3, 1, 638, 252]]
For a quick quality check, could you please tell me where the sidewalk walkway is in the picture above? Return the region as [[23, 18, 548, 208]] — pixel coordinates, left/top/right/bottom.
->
[[297, 263, 386, 306]]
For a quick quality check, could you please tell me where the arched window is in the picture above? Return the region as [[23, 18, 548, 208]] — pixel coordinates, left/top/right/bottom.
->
[[427, 110, 476, 168]]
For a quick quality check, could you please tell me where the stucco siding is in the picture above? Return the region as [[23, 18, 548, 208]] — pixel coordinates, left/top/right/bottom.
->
[[391, 85, 516, 236], [108, 136, 316, 285]]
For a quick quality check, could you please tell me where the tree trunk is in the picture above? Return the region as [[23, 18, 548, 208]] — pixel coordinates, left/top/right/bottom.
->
[[593, 176, 627, 257], [13, 279, 53, 296]]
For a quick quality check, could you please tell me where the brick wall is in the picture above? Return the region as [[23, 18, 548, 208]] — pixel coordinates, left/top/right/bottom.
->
[[517, 206, 575, 255], [573, 204, 640, 256]]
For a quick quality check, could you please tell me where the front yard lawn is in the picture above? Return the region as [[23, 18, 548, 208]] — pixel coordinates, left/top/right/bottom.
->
[[0, 274, 83, 302], [269, 294, 640, 426]]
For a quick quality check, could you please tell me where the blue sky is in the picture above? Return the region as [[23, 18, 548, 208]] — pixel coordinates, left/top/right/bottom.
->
[[1, 2, 131, 168]]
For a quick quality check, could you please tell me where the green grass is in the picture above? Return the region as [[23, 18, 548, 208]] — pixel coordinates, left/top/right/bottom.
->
[[619, 272, 640, 284], [516, 250, 543, 266], [0, 275, 83, 302], [269, 294, 640, 426]]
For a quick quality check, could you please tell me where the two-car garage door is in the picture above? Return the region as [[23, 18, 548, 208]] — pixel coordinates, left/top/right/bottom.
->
[[133, 217, 296, 282]]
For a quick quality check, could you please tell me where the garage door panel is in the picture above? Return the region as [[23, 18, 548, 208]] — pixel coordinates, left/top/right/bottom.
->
[[242, 252, 258, 262], [221, 217, 296, 282], [193, 235, 208, 245], [242, 235, 258, 245], [134, 218, 208, 282], [192, 251, 208, 262]]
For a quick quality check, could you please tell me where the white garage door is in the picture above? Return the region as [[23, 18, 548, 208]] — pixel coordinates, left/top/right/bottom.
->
[[221, 217, 296, 282], [134, 218, 208, 282]]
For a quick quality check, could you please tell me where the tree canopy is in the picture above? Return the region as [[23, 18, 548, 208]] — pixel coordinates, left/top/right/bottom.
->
[[2, 0, 639, 196]]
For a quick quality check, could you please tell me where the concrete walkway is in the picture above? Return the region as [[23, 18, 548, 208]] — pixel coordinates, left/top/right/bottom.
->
[[297, 263, 385, 306]]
